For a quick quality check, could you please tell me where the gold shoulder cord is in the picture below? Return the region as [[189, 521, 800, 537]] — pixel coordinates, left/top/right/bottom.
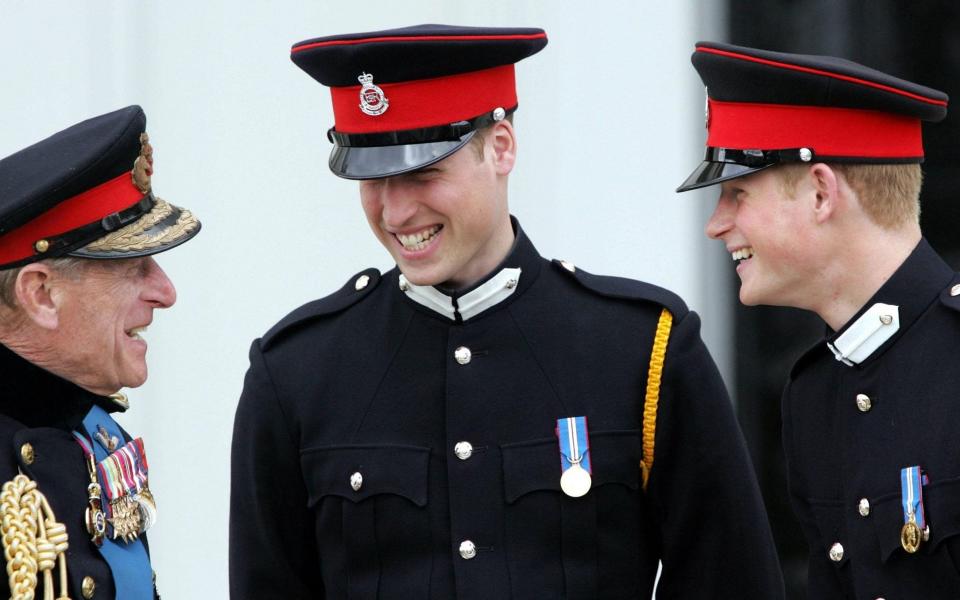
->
[[641, 308, 673, 491], [1, 474, 71, 600]]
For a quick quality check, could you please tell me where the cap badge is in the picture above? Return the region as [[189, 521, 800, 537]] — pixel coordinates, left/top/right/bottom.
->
[[131, 133, 154, 194], [358, 72, 389, 117]]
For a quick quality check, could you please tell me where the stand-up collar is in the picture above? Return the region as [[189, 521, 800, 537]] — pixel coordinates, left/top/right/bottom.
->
[[397, 216, 543, 323], [0, 342, 124, 429], [826, 239, 954, 367]]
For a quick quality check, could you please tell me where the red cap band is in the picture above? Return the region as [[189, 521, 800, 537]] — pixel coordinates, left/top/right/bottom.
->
[[707, 99, 924, 159], [331, 64, 517, 134], [0, 172, 144, 266]]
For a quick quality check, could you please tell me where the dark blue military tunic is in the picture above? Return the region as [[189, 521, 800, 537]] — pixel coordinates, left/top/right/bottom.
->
[[0, 343, 157, 599], [230, 221, 783, 599], [784, 239, 960, 599]]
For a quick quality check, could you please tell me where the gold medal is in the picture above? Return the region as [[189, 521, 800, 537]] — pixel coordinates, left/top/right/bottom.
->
[[901, 515, 922, 553], [560, 463, 592, 498], [109, 495, 144, 542]]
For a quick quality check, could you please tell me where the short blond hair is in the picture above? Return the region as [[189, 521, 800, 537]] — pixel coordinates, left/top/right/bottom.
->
[[777, 162, 922, 229], [467, 113, 515, 160]]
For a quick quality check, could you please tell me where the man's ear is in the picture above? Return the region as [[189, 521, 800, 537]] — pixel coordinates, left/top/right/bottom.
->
[[13, 263, 60, 330], [489, 119, 517, 176], [809, 163, 842, 225]]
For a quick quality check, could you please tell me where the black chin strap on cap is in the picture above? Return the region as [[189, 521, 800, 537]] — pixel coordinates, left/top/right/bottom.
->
[[706, 146, 816, 166], [675, 146, 816, 192]]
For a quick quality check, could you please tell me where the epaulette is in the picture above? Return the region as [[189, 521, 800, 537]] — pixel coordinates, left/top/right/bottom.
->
[[553, 258, 684, 492], [261, 268, 381, 351], [551, 259, 689, 320], [939, 274, 960, 313]]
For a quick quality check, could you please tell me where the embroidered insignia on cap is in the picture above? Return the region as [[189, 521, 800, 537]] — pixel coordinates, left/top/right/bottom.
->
[[358, 72, 389, 116], [131, 133, 153, 194]]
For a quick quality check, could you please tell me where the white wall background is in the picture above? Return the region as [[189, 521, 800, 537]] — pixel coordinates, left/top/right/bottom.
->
[[0, 2, 729, 597]]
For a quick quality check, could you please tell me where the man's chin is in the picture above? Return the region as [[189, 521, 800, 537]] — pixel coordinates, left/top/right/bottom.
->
[[398, 264, 447, 288], [738, 286, 762, 307], [119, 365, 149, 390]]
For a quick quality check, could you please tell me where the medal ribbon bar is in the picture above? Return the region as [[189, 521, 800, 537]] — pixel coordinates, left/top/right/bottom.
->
[[96, 438, 149, 501], [900, 465, 929, 553], [557, 416, 592, 473]]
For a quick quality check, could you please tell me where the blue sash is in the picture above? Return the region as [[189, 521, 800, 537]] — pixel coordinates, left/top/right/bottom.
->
[[81, 404, 153, 599]]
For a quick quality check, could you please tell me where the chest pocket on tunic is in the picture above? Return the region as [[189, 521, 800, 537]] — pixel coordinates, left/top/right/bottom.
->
[[500, 430, 643, 600], [300, 444, 431, 600], [869, 476, 960, 593]]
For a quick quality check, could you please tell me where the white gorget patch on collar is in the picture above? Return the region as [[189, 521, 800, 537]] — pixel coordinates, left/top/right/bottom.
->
[[399, 267, 522, 321], [827, 302, 900, 366]]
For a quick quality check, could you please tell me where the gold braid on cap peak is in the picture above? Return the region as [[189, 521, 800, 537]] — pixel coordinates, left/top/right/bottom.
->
[[82, 198, 199, 254], [1, 474, 71, 600], [131, 133, 153, 194]]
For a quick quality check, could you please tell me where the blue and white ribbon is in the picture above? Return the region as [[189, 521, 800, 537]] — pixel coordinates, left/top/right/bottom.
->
[[557, 416, 592, 473], [900, 466, 927, 530]]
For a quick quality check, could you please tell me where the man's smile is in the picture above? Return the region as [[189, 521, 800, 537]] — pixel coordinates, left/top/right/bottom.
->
[[394, 225, 443, 252]]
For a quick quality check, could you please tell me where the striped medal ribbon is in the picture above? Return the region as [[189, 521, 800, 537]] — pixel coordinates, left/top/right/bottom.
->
[[900, 466, 929, 553], [557, 416, 592, 498]]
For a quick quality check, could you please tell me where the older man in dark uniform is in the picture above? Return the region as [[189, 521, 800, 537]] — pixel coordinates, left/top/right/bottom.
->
[[230, 25, 783, 599], [0, 105, 200, 599], [677, 42, 957, 599]]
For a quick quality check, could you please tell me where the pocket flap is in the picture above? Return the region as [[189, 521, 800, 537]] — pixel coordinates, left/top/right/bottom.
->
[[873, 476, 960, 562], [501, 430, 641, 503], [300, 444, 430, 507]]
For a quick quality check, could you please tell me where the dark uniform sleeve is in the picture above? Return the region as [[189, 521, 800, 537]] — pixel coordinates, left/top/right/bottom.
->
[[229, 339, 323, 598], [647, 310, 785, 598]]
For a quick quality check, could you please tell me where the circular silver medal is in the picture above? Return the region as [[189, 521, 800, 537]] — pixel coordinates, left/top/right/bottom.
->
[[560, 464, 592, 498]]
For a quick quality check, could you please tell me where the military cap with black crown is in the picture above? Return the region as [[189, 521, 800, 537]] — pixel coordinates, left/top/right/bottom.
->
[[676, 41, 949, 192], [0, 105, 200, 269], [290, 24, 548, 180]]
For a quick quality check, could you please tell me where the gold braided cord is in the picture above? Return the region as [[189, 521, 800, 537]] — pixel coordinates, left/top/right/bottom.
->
[[641, 308, 673, 491], [1, 475, 71, 600]]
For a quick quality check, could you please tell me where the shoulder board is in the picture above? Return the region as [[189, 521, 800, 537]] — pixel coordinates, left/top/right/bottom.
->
[[551, 259, 689, 319], [262, 268, 381, 351], [939, 274, 960, 313]]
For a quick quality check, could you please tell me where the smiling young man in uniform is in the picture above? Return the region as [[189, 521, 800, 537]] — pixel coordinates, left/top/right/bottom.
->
[[230, 25, 784, 599], [677, 42, 958, 599]]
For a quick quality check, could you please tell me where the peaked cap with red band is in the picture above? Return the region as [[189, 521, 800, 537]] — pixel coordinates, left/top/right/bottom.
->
[[0, 106, 200, 269], [676, 41, 949, 192], [290, 24, 548, 179]]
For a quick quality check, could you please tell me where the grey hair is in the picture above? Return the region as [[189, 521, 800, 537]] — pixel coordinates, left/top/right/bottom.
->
[[0, 257, 88, 309]]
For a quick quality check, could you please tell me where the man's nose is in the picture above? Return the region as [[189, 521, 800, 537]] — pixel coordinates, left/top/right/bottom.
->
[[380, 180, 419, 227], [143, 258, 177, 308], [705, 196, 734, 240]]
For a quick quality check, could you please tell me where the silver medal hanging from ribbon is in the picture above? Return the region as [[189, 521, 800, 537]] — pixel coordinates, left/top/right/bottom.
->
[[557, 416, 592, 498]]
